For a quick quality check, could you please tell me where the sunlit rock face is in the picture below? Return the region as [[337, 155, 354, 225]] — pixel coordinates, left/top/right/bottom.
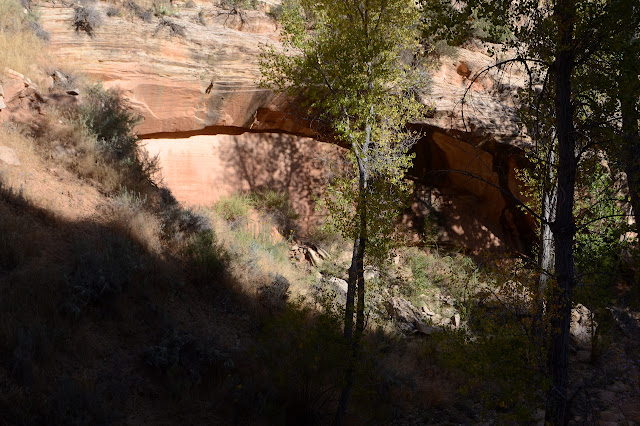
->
[[39, 0, 535, 251], [142, 131, 343, 231], [38, 2, 527, 140], [38, 2, 295, 135]]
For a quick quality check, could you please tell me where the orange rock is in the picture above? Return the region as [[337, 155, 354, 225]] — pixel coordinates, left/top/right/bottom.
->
[[456, 61, 471, 78]]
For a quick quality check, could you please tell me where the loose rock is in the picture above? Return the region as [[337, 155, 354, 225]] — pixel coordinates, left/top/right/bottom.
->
[[0, 146, 20, 166]]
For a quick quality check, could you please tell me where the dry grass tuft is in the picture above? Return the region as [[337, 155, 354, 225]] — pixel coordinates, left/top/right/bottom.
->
[[0, 30, 46, 79], [0, 0, 48, 80]]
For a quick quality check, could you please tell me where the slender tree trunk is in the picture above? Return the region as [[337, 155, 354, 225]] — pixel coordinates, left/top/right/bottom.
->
[[535, 151, 557, 353], [334, 149, 368, 426], [619, 54, 640, 236], [545, 1, 577, 423], [538, 151, 557, 310]]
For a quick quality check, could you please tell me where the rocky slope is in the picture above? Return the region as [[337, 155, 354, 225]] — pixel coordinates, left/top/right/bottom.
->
[[37, 0, 534, 251]]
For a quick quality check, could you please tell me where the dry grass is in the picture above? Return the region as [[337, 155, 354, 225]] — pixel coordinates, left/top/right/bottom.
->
[[0, 30, 46, 79], [110, 188, 164, 254], [204, 196, 315, 303], [0, 0, 48, 81]]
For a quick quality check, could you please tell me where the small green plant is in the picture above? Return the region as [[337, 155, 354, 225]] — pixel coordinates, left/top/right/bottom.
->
[[183, 229, 229, 286], [247, 189, 299, 235], [220, 0, 258, 10], [152, 0, 179, 17], [215, 194, 250, 222]]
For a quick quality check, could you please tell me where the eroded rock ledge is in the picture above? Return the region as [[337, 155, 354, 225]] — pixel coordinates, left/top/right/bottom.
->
[[37, 0, 535, 251]]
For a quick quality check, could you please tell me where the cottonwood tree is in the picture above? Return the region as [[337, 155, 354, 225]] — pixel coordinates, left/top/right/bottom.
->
[[424, 0, 638, 422], [260, 0, 425, 423]]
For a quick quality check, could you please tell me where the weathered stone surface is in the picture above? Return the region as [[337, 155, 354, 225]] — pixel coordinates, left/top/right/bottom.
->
[[326, 277, 348, 295], [385, 296, 425, 332], [0, 68, 77, 125], [36, 1, 535, 251], [39, 2, 287, 136], [0, 146, 21, 166], [38, 3, 525, 142], [571, 303, 596, 347], [415, 321, 441, 336]]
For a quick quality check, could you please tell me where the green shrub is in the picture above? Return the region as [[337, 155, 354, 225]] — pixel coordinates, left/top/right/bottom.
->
[[215, 194, 251, 222], [248, 189, 299, 235], [220, 0, 258, 10], [79, 84, 160, 192], [152, 0, 179, 17], [183, 229, 229, 286], [80, 84, 140, 160]]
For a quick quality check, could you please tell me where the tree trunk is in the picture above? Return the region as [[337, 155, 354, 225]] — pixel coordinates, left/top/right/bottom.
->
[[538, 151, 557, 310], [619, 53, 640, 237], [535, 151, 557, 354], [334, 148, 369, 426], [545, 1, 577, 424], [333, 208, 366, 426]]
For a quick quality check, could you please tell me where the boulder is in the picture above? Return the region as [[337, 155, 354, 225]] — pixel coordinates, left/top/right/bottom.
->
[[414, 321, 442, 336], [456, 61, 471, 78], [570, 303, 596, 347], [384, 296, 425, 332], [0, 146, 21, 166], [325, 276, 348, 295]]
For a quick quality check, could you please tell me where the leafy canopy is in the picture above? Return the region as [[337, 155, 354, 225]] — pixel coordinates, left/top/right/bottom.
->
[[260, 0, 428, 258]]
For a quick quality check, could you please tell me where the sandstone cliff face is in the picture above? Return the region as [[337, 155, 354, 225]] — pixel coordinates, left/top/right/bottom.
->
[[37, 0, 534, 251], [39, 2, 286, 135], [39, 2, 526, 140]]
